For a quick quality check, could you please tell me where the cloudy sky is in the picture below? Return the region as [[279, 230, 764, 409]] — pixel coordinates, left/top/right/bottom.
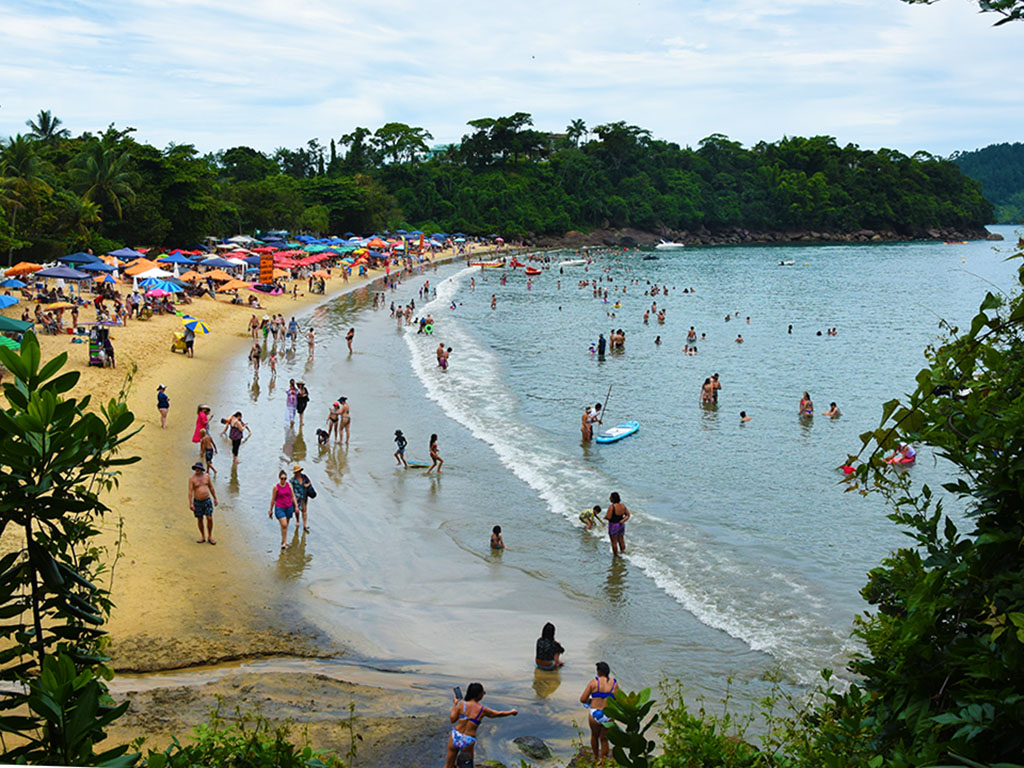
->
[[1, 0, 1021, 157]]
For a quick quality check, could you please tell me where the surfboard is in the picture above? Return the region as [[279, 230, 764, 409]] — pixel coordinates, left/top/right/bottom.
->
[[595, 421, 640, 444], [406, 461, 430, 468]]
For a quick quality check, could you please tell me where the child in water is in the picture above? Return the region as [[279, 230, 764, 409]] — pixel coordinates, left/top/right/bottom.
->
[[579, 505, 604, 531], [490, 525, 505, 550], [394, 429, 408, 468]]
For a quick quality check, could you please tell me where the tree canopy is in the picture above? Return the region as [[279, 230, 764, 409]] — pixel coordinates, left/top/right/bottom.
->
[[0, 109, 994, 262], [952, 142, 1024, 222]]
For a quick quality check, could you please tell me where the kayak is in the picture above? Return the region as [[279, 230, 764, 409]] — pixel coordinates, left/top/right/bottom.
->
[[595, 421, 640, 444]]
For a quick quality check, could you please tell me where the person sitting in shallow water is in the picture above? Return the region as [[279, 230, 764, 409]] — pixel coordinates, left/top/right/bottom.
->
[[535, 622, 565, 670], [821, 402, 842, 418]]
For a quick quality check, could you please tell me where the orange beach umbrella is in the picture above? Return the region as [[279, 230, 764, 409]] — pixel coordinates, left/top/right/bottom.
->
[[217, 279, 252, 292], [202, 269, 235, 282], [179, 270, 202, 282], [5, 262, 43, 276]]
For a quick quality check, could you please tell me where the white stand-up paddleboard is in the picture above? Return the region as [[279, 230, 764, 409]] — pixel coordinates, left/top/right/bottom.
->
[[595, 421, 640, 444]]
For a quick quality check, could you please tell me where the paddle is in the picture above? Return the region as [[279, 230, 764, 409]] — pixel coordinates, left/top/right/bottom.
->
[[600, 384, 613, 426]]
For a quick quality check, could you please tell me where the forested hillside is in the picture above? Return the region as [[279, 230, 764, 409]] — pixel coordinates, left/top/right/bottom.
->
[[952, 142, 1024, 222], [0, 110, 993, 262]]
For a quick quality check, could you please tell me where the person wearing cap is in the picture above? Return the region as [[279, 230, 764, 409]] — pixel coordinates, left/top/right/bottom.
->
[[157, 385, 170, 429], [291, 464, 313, 533], [394, 429, 408, 467], [188, 461, 218, 545]]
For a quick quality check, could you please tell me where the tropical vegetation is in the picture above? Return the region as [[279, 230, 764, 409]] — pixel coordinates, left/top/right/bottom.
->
[[952, 142, 1024, 222], [0, 109, 994, 264]]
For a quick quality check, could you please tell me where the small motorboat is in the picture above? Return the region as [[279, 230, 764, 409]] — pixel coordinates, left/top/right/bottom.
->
[[655, 240, 685, 250], [559, 259, 587, 267], [779, 260, 795, 266], [524, 267, 542, 276]]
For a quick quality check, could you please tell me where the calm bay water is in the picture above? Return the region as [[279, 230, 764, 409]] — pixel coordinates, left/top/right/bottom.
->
[[205, 226, 1021, 729]]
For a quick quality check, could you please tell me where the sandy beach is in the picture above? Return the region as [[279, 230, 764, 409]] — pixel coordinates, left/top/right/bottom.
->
[[0, 245, 518, 764]]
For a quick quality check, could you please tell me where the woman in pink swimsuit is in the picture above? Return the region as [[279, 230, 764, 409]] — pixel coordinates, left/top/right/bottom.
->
[[268, 470, 296, 550]]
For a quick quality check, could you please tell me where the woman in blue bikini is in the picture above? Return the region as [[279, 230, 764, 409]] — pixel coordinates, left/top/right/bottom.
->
[[579, 662, 619, 762], [444, 683, 518, 768]]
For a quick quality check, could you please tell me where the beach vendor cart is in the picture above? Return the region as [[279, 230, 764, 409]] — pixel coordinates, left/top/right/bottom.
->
[[170, 331, 188, 354], [87, 325, 113, 367]]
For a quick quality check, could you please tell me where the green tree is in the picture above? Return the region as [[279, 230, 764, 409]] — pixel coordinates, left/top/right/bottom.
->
[[0, 334, 140, 765], [371, 123, 433, 165], [69, 143, 140, 220], [26, 109, 71, 145], [566, 118, 588, 148], [0, 134, 53, 264], [340, 127, 373, 171]]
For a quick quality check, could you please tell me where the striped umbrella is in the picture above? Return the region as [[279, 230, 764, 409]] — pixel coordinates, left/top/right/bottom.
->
[[181, 316, 210, 335]]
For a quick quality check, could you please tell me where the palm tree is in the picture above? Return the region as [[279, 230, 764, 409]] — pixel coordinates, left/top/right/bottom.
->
[[566, 118, 588, 148], [69, 144, 139, 219], [1, 135, 53, 264], [25, 110, 70, 145], [65, 195, 102, 238]]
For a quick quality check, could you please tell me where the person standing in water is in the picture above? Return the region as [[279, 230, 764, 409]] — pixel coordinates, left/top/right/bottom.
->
[[394, 429, 408, 467], [221, 411, 251, 465], [580, 662, 619, 762], [188, 461, 218, 545], [800, 392, 814, 417], [605, 492, 629, 556], [346, 327, 355, 354], [199, 429, 217, 477], [581, 406, 594, 441], [296, 382, 309, 427], [443, 683, 518, 768], [428, 433, 443, 473], [286, 379, 298, 428], [268, 469, 296, 550], [338, 397, 351, 445]]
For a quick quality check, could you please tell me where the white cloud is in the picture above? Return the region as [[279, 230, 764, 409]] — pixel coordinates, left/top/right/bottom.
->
[[0, 0, 1020, 156]]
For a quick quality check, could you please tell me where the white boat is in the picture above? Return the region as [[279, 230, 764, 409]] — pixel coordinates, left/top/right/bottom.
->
[[558, 259, 587, 266], [779, 260, 795, 266], [655, 240, 685, 250]]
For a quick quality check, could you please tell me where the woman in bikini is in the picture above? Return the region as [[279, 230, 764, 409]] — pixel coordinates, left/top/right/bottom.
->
[[579, 662, 619, 762], [800, 392, 814, 417], [581, 406, 593, 441], [427, 433, 443, 473], [327, 401, 341, 442], [444, 683, 517, 768], [700, 378, 715, 404]]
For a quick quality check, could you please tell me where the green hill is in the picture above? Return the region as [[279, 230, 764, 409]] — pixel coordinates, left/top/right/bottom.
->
[[951, 142, 1024, 222]]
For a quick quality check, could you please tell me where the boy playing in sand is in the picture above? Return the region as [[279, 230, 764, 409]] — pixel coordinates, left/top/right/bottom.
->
[[394, 429, 408, 468], [199, 429, 218, 477]]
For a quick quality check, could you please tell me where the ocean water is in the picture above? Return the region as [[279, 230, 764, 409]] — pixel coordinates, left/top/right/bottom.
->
[[206, 226, 1022, 722]]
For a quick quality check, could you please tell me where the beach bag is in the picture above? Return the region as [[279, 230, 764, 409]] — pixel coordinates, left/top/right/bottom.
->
[[304, 474, 317, 499], [229, 424, 243, 441]]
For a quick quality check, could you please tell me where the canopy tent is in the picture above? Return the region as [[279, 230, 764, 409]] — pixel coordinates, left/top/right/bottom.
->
[[134, 267, 174, 279], [0, 315, 33, 333], [200, 256, 239, 269], [58, 251, 99, 265], [35, 265, 92, 280], [79, 261, 117, 273], [108, 247, 145, 260], [224, 257, 248, 267], [124, 259, 159, 276], [157, 253, 197, 265], [227, 235, 257, 244]]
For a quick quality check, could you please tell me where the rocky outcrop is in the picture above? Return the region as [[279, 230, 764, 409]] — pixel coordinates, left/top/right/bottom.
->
[[513, 735, 552, 760]]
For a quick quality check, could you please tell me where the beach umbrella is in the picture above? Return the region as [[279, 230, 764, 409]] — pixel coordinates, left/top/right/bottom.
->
[[145, 288, 171, 297], [311, 270, 331, 279], [5, 262, 43, 277], [200, 256, 238, 269], [124, 258, 159, 276], [272, 268, 290, 278], [1, 278, 26, 288], [0, 335, 21, 350], [181, 317, 210, 335], [179, 270, 202, 282], [157, 253, 196, 265], [134, 267, 174, 279], [0, 295, 18, 309], [202, 269, 235, 282], [43, 301, 77, 310], [140, 279, 183, 293], [94, 274, 121, 284], [217, 279, 252, 292]]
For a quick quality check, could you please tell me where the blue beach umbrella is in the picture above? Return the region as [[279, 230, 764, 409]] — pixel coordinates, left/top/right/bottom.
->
[[1, 278, 26, 288], [181, 316, 210, 334], [58, 251, 100, 265], [0, 295, 18, 309], [79, 261, 116, 272], [158, 253, 197, 265], [108, 247, 145, 260]]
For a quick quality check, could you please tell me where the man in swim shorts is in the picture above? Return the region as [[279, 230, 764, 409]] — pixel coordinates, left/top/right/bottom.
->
[[188, 461, 218, 544]]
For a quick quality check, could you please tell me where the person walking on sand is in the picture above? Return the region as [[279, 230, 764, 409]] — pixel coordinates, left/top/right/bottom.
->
[[188, 461, 218, 545], [605, 492, 630, 556], [286, 379, 298, 428], [157, 384, 169, 428], [346, 327, 355, 353], [222, 411, 251, 465], [291, 464, 313, 533], [269, 470, 296, 550], [443, 683, 518, 768], [428, 433, 443, 473], [191, 405, 210, 449], [394, 429, 408, 468], [580, 662, 619, 762], [199, 428, 217, 477]]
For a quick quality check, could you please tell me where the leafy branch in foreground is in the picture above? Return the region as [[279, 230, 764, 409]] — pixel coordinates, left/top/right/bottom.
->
[[0, 331, 140, 765]]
